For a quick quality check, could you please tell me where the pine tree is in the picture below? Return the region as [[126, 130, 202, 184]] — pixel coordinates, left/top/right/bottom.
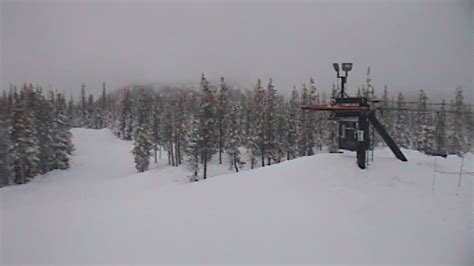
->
[[151, 95, 163, 163], [217, 77, 229, 164], [226, 105, 243, 172], [80, 83, 87, 127], [185, 118, 200, 181], [117, 87, 133, 140], [197, 74, 217, 179], [322, 83, 339, 150], [286, 87, 300, 160], [51, 93, 74, 169], [433, 100, 447, 154], [309, 78, 322, 150], [164, 96, 175, 166], [393, 92, 411, 148], [87, 94, 96, 128], [97, 82, 107, 128], [173, 91, 187, 166], [132, 89, 153, 172], [0, 107, 13, 187], [465, 105, 474, 151], [365, 67, 374, 100], [448, 86, 468, 155], [413, 90, 435, 153], [274, 95, 287, 163], [67, 96, 75, 126], [264, 78, 278, 165], [11, 86, 41, 183], [251, 79, 266, 167], [36, 90, 55, 173], [298, 83, 316, 155], [0, 84, 74, 186]]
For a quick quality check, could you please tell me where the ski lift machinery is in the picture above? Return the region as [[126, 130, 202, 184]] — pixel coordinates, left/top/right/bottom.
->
[[301, 63, 407, 169]]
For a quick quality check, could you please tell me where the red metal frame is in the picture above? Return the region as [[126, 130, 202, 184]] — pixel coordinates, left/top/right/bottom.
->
[[300, 104, 369, 112]]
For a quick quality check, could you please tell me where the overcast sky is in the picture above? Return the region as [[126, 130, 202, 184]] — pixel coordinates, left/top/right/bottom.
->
[[1, 0, 472, 101]]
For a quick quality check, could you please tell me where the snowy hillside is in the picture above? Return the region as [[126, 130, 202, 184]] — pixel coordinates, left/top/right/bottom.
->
[[1, 128, 472, 264]]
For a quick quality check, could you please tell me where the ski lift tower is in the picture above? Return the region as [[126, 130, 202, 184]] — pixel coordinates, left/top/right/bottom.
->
[[302, 63, 407, 169]]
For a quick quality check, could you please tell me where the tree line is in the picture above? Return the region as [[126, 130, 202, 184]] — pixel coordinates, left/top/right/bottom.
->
[[0, 84, 74, 186], [65, 73, 474, 180], [1, 71, 472, 185]]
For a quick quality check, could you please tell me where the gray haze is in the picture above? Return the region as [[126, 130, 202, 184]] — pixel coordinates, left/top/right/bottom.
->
[[1, 0, 472, 101]]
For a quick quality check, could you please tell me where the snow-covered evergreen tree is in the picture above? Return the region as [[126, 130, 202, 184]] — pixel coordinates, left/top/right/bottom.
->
[[226, 105, 243, 172], [322, 83, 338, 150], [0, 84, 73, 186], [132, 125, 153, 172], [309, 78, 323, 150], [251, 79, 266, 167], [11, 86, 41, 183], [80, 83, 87, 127], [433, 100, 447, 154], [151, 95, 163, 163], [185, 118, 200, 181], [132, 89, 154, 172], [286, 87, 300, 160], [365, 66, 375, 100], [197, 74, 217, 179], [393, 92, 411, 148], [448, 86, 468, 155], [298, 83, 316, 155], [465, 105, 474, 150], [87, 94, 97, 128], [117, 87, 134, 140], [264, 78, 278, 165], [67, 96, 75, 126], [0, 116, 13, 187], [51, 93, 74, 169], [34, 90, 56, 173], [413, 89, 434, 153], [274, 95, 287, 163], [216, 77, 229, 164], [173, 91, 188, 166], [97, 82, 107, 128]]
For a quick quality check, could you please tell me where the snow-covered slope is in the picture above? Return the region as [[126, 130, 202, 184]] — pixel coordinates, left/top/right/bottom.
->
[[1, 128, 472, 264]]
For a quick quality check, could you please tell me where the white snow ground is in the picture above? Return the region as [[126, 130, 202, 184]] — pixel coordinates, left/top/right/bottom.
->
[[1, 128, 472, 264]]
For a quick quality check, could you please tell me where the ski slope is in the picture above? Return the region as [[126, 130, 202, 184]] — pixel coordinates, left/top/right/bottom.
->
[[1, 128, 472, 264]]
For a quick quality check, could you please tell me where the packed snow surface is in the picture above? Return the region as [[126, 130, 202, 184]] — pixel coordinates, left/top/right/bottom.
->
[[1, 128, 472, 264]]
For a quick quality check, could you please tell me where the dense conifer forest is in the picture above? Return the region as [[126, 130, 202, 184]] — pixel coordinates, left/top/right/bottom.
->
[[1, 72, 473, 186]]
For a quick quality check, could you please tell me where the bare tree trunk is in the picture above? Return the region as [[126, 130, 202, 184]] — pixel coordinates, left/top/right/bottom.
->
[[194, 154, 198, 178], [154, 147, 157, 163], [176, 140, 181, 165], [169, 141, 175, 167], [234, 155, 239, 172], [203, 151, 207, 179], [174, 137, 179, 167], [219, 127, 223, 164]]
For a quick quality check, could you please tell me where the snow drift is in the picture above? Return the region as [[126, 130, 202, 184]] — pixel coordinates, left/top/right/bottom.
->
[[1, 128, 472, 264]]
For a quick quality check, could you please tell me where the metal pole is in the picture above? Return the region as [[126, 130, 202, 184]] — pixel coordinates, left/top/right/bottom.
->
[[341, 76, 346, 98]]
